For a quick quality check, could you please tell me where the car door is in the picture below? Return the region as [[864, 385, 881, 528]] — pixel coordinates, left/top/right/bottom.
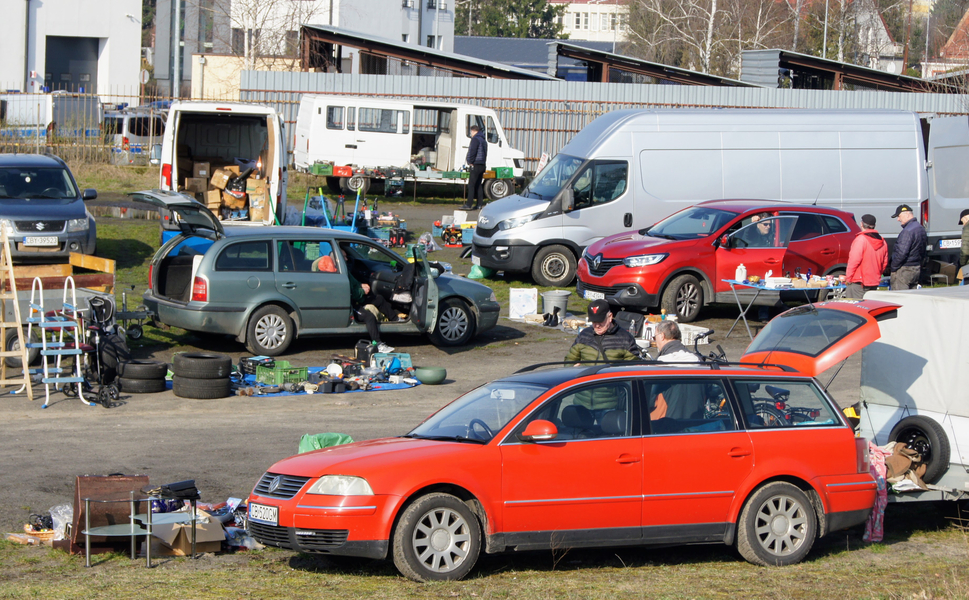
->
[[413, 244, 439, 333], [782, 212, 838, 276], [640, 377, 754, 542], [274, 238, 350, 330], [715, 215, 797, 294], [500, 379, 643, 543]]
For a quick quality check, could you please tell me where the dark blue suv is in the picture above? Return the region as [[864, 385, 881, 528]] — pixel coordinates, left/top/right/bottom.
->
[[0, 154, 97, 261]]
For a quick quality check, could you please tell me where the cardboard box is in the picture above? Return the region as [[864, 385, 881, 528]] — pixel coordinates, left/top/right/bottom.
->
[[222, 191, 247, 210], [250, 204, 266, 221], [206, 189, 222, 208], [246, 178, 267, 195], [145, 517, 225, 556], [185, 177, 208, 194], [210, 168, 234, 190], [193, 162, 211, 178]]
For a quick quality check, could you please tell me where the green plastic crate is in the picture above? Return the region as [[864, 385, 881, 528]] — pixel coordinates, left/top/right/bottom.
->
[[310, 162, 333, 176], [442, 170, 462, 179], [256, 360, 309, 385], [494, 166, 513, 179]]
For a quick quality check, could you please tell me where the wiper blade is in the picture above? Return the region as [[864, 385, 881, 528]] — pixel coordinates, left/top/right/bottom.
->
[[404, 434, 486, 445]]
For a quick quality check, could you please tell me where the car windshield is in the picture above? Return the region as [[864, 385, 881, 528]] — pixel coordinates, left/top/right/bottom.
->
[[0, 167, 78, 201], [746, 305, 866, 357], [644, 206, 738, 240], [405, 381, 549, 443], [522, 154, 584, 200]]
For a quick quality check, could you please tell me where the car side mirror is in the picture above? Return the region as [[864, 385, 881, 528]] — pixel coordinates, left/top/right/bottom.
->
[[82, 189, 97, 200], [429, 267, 440, 278], [719, 234, 731, 249], [149, 144, 162, 166], [517, 419, 558, 442], [561, 188, 574, 212]]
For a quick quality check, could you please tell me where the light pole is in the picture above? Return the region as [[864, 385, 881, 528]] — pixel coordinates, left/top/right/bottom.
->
[[822, 0, 828, 59]]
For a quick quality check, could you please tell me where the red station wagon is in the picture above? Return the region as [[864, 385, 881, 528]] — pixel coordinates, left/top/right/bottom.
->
[[246, 300, 888, 581], [576, 200, 861, 322]]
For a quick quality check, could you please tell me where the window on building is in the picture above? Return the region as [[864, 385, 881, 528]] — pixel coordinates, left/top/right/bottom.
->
[[402, 34, 409, 43], [575, 12, 582, 29], [591, 13, 599, 31], [198, 0, 214, 52], [426, 35, 437, 48], [583, 13, 589, 29], [611, 13, 617, 31]]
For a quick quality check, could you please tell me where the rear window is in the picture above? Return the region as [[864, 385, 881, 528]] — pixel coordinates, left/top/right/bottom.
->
[[215, 241, 271, 271], [103, 117, 122, 136], [823, 216, 849, 234], [745, 305, 865, 358], [732, 379, 842, 429], [129, 116, 164, 138]]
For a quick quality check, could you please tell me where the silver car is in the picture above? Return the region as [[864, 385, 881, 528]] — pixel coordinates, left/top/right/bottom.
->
[[131, 190, 501, 356]]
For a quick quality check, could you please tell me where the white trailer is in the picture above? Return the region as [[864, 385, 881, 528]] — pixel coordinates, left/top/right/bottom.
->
[[293, 95, 525, 201]]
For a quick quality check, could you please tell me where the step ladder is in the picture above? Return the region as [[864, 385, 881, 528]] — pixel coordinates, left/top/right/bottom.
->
[[0, 227, 32, 400], [24, 276, 93, 408]]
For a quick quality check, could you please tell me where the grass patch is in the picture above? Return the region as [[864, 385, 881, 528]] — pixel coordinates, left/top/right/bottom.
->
[[68, 162, 157, 193]]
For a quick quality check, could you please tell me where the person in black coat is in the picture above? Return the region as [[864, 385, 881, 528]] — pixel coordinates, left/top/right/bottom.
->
[[462, 125, 488, 210]]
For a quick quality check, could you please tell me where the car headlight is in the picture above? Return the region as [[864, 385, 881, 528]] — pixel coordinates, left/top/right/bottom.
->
[[306, 475, 374, 496], [623, 254, 668, 268], [67, 218, 89, 232], [0, 219, 13, 234], [498, 213, 539, 230]]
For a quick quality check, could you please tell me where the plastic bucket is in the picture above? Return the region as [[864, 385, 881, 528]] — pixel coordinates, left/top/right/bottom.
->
[[541, 290, 571, 315]]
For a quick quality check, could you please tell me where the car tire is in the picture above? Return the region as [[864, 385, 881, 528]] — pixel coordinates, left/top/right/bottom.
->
[[326, 177, 342, 196], [246, 305, 294, 356], [531, 245, 577, 287], [662, 274, 703, 323], [118, 377, 167, 394], [889, 415, 950, 484], [4, 328, 40, 368], [392, 493, 481, 582], [484, 178, 512, 201], [430, 298, 475, 347], [172, 352, 232, 379], [172, 376, 231, 399], [737, 482, 817, 567], [340, 175, 370, 196], [118, 360, 169, 380]]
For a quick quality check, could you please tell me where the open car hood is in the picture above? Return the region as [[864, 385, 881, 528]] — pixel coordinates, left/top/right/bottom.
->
[[128, 189, 224, 238], [741, 299, 900, 376]]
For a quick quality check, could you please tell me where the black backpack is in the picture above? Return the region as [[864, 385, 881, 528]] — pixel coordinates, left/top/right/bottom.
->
[[614, 311, 645, 338]]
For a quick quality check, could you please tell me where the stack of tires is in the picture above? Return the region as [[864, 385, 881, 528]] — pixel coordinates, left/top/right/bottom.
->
[[172, 353, 232, 399], [118, 360, 169, 394]]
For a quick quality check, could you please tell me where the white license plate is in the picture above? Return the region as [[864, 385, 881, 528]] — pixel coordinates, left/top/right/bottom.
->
[[248, 502, 279, 526], [23, 236, 58, 247], [939, 238, 961, 250], [584, 290, 605, 301], [471, 254, 481, 266]]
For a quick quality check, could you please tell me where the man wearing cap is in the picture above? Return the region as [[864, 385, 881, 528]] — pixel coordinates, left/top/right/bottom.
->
[[890, 204, 927, 290], [565, 299, 642, 365], [845, 214, 889, 299], [959, 209, 969, 268], [461, 124, 488, 211]]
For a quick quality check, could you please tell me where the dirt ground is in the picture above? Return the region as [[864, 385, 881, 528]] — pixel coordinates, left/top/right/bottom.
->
[[0, 199, 867, 534]]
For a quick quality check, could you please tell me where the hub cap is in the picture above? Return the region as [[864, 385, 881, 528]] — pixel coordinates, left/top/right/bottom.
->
[[754, 494, 807, 557], [412, 507, 471, 573], [255, 314, 287, 349], [438, 307, 469, 342]]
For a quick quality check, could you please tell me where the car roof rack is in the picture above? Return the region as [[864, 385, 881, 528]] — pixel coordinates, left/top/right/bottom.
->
[[514, 360, 797, 375]]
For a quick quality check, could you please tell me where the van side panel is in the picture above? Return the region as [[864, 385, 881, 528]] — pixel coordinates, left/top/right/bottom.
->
[[927, 116, 969, 245]]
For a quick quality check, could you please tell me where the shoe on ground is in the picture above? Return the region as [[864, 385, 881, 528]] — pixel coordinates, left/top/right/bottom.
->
[[377, 342, 395, 353], [459, 204, 473, 210]]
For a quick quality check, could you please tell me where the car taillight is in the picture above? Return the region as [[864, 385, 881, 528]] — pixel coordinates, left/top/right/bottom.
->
[[191, 276, 208, 302], [122, 136, 130, 150], [855, 437, 870, 474], [147, 264, 153, 292], [920, 199, 928, 228], [161, 163, 172, 189]]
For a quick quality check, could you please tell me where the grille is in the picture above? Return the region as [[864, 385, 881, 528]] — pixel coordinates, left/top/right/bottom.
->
[[474, 226, 498, 238], [295, 529, 350, 550], [14, 220, 65, 233], [253, 472, 311, 499], [247, 521, 292, 548], [585, 256, 623, 277], [577, 281, 619, 298]]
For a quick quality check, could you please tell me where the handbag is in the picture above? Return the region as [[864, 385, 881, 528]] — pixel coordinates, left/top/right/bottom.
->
[[614, 311, 645, 338]]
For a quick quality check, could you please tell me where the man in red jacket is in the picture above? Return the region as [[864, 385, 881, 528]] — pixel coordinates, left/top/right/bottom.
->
[[845, 214, 888, 299]]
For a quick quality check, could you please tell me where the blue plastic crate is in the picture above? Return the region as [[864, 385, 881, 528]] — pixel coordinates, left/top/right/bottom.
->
[[368, 227, 392, 240], [372, 352, 412, 370], [462, 228, 474, 244], [432, 225, 443, 239]]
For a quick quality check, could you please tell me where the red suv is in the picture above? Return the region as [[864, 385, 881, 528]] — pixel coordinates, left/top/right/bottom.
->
[[576, 200, 860, 321], [246, 299, 886, 582]]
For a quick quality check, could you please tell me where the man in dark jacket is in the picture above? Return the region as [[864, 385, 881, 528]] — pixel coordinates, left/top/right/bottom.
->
[[462, 125, 488, 210], [845, 214, 889, 299], [890, 204, 927, 290], [960, 209, 969, 268], [565, 299, 642, 365]]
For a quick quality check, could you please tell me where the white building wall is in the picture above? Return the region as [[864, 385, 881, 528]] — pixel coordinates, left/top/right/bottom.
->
[[0, 0, 141, 102], [552, 0, 627, 45]]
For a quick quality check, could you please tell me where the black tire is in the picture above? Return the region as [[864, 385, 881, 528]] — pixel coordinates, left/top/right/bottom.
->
[[340, 175, 370, 196], [4, 328, 40, 368], [737, 482, 817, 566], [173, 376, 231, 399], [172, 352, 232, 379], [392, 493, 481, 582], [326, 177, 342, 196], [484, 178, 512, 201], [429, 298, 475, 347], [889, 415, 951, 484], [531, 245, 577, 287], [245, 305, 294, 356], [118, 360, 168, 380], [661, 274, 704, 323], [118, 377, 167, 394]]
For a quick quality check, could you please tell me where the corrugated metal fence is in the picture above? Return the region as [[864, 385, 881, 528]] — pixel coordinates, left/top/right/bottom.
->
[[242, 71, 969, 171]]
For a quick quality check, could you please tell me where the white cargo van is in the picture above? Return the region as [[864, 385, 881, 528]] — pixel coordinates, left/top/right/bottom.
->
[[155, 101, 288, 226], [293, 95, 525, 200], [472, 109, 969, 287]]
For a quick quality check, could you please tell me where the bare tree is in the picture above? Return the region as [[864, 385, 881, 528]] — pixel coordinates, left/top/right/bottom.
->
[[207, 0, 330, 70], [626, 0, 727, 73]]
